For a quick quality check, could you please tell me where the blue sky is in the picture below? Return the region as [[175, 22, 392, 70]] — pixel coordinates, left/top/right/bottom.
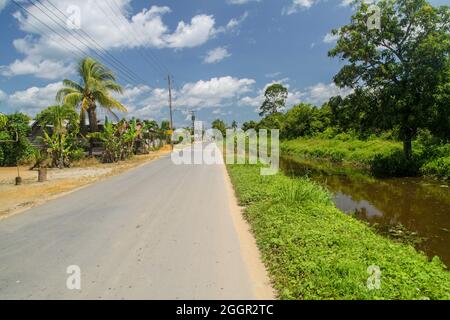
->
[[0, 0, 447, 127]]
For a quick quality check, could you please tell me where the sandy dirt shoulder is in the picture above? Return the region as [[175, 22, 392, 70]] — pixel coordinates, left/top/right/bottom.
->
[[221, 164, 275, 300], [0, 146, 171, 220]]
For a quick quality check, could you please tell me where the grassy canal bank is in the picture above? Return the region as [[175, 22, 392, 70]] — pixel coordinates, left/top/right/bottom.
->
[[227, 164, 450, 300], [281, 137, 450, 179]]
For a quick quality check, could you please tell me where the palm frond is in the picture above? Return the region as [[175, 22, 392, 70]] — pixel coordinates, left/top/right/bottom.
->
[[56, 88, 78, 102], [62, 92, 83, 108], [103, 80, 123, 94], [62, 79, 83, 92], [95, 91, 128, 113]]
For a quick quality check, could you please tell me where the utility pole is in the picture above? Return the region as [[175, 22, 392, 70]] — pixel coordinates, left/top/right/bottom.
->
[[167, 74, 174, 151], [190, 110, 196, 138]]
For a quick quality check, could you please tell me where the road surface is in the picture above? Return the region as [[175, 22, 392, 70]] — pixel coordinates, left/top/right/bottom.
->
[[0, 148, 269, 299]]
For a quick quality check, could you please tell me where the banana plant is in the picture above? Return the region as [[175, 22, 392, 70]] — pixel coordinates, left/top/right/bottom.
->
[[42, 131, 73, 169], [88, 121, 120, 163]]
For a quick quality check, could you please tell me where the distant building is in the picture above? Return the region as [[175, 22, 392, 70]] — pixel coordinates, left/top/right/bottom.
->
[[28, 120, 53, 148]]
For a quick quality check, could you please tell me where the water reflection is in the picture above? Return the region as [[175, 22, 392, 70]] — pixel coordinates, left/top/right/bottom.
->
[[280, 156, 450, 267]]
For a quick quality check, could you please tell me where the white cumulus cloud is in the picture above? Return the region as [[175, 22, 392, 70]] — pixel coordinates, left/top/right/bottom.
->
[[282, 0, 316, 15], [5, 82, 63, 115], [164, 15, 216, 48], [239, 80, 352, 112], [1, 0, 242, 79], [203, 47, 231, 64], [176, 76, 255, 109]]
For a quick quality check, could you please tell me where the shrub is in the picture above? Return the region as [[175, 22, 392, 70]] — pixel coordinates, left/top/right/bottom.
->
[[0, 113, 35, 166], [370, 151, 422, 177], [421, 156, 450, 178], [70, 148, 86, 162]]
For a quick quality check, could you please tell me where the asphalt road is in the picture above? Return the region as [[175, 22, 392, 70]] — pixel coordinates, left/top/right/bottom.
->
[[0, 149, 260, 299]]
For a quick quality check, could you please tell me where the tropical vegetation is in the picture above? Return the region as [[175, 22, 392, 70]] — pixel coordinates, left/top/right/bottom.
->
[[232, 0, 450, 179], [57, 57, 127, 134], [0, 113, 34, 167], [0, 57, 168, 171], [329, 0, 450, 160]]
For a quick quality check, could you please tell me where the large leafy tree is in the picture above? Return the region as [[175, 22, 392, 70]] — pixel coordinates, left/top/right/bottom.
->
[[0, 113, 33, 166], [56, 57, 127, 134], [242, 120, 258, 131], [259, 83, 288, 117], [329, 0, 450, 159]]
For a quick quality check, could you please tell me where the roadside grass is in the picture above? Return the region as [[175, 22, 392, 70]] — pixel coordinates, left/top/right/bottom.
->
[[281, 137, 450, 179], [227, 164, 450, 300]]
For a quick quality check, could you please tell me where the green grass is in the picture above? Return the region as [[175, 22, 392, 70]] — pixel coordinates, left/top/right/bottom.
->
[[421, 155, 450, 178], [419, 144, 450, 179], [281, 137, 450, 179], [227, 164, 450, 300], [281, 137, 402, 167]]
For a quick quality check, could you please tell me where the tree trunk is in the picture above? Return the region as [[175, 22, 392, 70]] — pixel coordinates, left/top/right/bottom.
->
[[80, 110, 87, 135], [38, 167, 47, 182], [403, 135, 412, 160], [88, 105, 98, 133], [87, 105, 98, 157]]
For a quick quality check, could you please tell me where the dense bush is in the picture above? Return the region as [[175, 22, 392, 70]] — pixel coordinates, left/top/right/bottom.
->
[[0, 113, 34, 166], [89, 119, 141, 163], [69, 148, 86, 162], [420, 150, 450, 179]]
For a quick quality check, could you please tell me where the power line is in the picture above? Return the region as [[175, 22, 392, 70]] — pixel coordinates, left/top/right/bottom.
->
[[11, 0, 90, 63], [98, 0, 168, 79], [13, 0, 142, 86], [92, 0, 164, 79], [40, 0, 149, 86], [167, 74, 174, 150], [26, 0, 145, 86], [95, 0, 178, 129], [109, 0, 171, 76]]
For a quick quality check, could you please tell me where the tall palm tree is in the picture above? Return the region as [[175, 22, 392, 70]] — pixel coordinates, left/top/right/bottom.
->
[[56, 57, 127, 134]]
